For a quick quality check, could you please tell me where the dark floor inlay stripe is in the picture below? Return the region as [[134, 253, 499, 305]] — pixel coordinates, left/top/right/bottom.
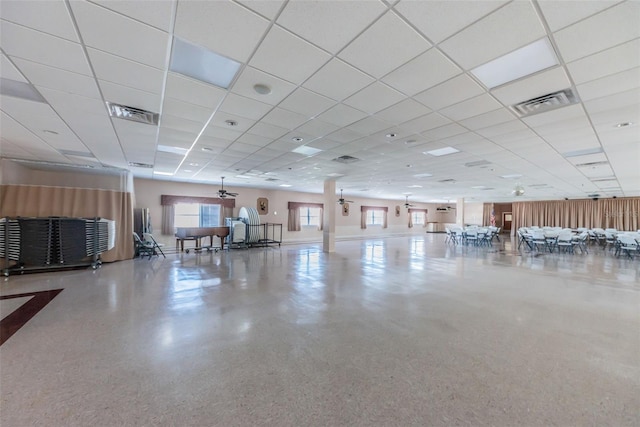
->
[[0, 289, 64, 346]]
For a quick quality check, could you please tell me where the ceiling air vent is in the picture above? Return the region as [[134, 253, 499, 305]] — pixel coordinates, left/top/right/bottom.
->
[[511, 88, 578, 117], [575, 160, 608, 167], [464, 160, 491, 168], [265, 178, 279, 182], [332, 155, 360, 164], [438, 178, 456, 183], [128, 162, 154, 168], [107, 102, 159, 125]]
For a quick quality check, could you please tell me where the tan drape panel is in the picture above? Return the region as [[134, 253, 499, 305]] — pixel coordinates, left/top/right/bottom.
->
[[483, 203, 493, 226], [407, 210, 413, 228], [0, 184, 134, 262], [318, 208, 324, 231], [161, 204, 174, 235], [288, 206, 300, 231], [512, 197, 640, 231], [383, 210, 388, 229], [361, 210, 367, 229]]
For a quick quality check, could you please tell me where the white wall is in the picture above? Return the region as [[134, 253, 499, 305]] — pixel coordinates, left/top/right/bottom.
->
[[134, 178, 454, 246]]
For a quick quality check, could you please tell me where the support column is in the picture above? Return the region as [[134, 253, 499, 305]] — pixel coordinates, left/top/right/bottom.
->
[[323, 179, 336, 253], [456, 198, 465, 227]]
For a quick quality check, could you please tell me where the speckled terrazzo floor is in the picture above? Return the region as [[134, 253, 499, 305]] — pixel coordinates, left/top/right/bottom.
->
[[1, 235, 639, 426]]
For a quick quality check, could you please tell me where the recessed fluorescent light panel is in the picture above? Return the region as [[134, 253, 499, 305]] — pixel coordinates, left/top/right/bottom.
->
[[279, 184, 292, 187], [0, 78, 46, 103], [157, 145, 189, 155], [413, 173, 433, 178], [424, 147, 459, 157], [170, 37, 241, 89], [500, 174, 522, 179], [292, 146, 322, 156], [471, 38, 558, 89], [154, 171, 174, 176], [562, 147, 604, 158]]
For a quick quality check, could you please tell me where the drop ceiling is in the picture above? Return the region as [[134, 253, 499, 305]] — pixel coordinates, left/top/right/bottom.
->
[[1, 0, 639, 203]]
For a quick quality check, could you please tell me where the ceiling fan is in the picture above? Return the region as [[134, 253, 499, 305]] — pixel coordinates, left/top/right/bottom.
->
[[217, 176, 239, 199], [337, 189, 354, 205], [512, 183, 525, 196], [404, 195, 415, 208]]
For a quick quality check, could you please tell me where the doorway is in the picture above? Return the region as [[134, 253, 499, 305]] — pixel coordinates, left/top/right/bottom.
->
[[502, 212, 512, 232]]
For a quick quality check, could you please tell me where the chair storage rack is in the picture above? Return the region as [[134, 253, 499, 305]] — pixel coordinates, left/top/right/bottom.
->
[[224, 218, 283, 249], [1, 217, 109, 276]]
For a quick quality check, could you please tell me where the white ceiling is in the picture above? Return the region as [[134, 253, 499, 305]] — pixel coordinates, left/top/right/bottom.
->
[[1, 0, 639, 203]]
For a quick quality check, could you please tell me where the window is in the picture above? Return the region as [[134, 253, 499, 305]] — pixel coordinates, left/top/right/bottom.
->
[[366, 209, 384, 226], [174, 203, 220, 230], [300, 207, 321, 227], [411, 212, 425, 225]]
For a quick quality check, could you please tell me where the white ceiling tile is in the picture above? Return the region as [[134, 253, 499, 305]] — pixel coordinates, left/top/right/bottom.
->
[[538, 0, 622, 32], [70, 0, 170, 69], [165, 73, 226, 109], [399, 113, 451, 134], [236, 0, 285, 20], [395, 0, 507, 44], [87, 48, 165, 95], [315, 104, 368, 127], [160, 114, 205, 134], [174, 0, 269, 63], [413, 74, 485, 110], [343, 82, 406, 115], [339, 11, 430, 78], [1, 53, 27, 82], [99, 80, 161, 113], [421, 124, 468, 142], [202, 124, 243, 141], [235, 133, 272, 148], [161, 98, 214, 123], [459, 108, 516, 131], [12, 58, 101, 99], [583, 88, 640, 115], [439, 1, 546, 69], [490, 66, 571, 106], [439, 94, 502, 122], [294, 119, 340, 139], [553, 1, 640, 63], [261, 107, 309, 130], [219, 93, 272, 121], [249, 26, 331, 85], [1, 21, 91, 75], [89, 0, 175, 31], [247, 122, 289, 139], [231, 66, 296, 106], [590, 105, 640, 131], [279, 88, 335, 118], [0, 0, 79, 41], [347, 117, 391, 135], [325, 128, 366, 144], [576, 67, 640, 102], [303, 58, 375, 102], [476, 120, 527, 139], [381, 48, 462, 96], [375, 99, 431, 124], [567, 39, 640, 86], [277, 0, 386, 53], [37, 86, 107, 116]]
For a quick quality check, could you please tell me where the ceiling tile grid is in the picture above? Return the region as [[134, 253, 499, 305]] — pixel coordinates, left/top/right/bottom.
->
[[1, 0, 639, 202]]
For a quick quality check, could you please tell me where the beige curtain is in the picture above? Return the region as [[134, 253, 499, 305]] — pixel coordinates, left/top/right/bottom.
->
[[288, 206, 300, 231], [483, 203, 493, 226], [318, 208, 323, 231], [0, 184, 134, 262], [408, 210, 413, 228], [423, 212, 427, 228], [512, 197, 640, 231], [161, 204, 174, 235], [360, 209, 367, 229], [382, 210, 388, 229]]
